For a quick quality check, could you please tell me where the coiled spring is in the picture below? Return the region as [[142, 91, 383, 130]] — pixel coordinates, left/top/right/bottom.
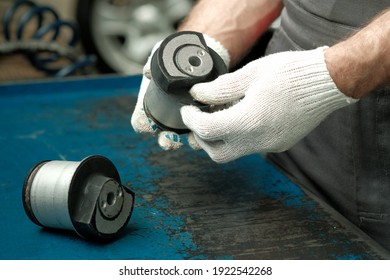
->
[[1, 0, 95, 77]]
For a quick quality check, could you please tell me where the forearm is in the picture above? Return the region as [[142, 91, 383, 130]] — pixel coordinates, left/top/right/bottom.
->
[[178, 0, 283, 67], [325, 9, 390, 99]]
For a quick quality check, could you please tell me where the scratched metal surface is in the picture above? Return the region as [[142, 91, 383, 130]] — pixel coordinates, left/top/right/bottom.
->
[[0, 75, 389, 260]]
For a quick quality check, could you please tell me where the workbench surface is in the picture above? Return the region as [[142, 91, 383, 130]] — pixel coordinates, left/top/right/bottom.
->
[[0, 75, 389, 260]]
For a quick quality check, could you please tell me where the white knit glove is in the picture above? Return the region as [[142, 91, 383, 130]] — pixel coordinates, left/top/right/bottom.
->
[[181, 47, 358, 163], [130, 34, 230, 150]]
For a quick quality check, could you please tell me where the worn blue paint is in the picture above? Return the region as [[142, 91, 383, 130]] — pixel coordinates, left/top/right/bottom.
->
[[232, 154, 316, 210], [0, 75, 199, 259], [0, 75, 387, 260]]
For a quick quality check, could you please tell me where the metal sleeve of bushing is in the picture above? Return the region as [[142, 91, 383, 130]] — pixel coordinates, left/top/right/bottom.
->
[[22, 155, 135, 242], [143, 31, 227, 134]]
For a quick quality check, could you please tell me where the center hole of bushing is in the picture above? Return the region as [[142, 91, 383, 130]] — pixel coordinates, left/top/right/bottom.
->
[[107, 192, 116, 206], [189, 56, 201, 67]]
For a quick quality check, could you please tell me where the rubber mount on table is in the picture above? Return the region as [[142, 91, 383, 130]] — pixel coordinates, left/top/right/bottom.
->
[[143, 31, 227, 134], [22, 155, 135, 242]]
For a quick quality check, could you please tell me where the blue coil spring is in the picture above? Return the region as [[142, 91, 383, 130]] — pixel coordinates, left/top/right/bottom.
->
[[2, 0, 96, 77]]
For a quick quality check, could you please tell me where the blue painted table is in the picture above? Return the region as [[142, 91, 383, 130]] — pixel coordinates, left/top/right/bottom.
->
[[0, 75, 389, 260]]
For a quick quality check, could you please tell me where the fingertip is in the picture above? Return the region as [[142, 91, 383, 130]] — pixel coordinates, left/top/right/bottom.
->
[[131, 110, 158, 134], [189, 82, 214, 104], [158, 132, 183, 151], [180, 104, 200, 113], [187, 132, 202, 150], [191, 134, 229, 163], [180, 105, 201, 121], [190, 72, 247, 105], [180, 105, 202, 131], [144, 69, 152, 80], [181, 106, 225, 141]]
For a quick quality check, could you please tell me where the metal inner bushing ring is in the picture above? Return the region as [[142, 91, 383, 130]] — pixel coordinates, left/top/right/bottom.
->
[[98, 178, 124, 219], [175, 45, 213, 77]]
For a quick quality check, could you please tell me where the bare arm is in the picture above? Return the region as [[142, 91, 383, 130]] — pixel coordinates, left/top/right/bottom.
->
[[325, 9, 390, 99], [178, 0, 284, 67]]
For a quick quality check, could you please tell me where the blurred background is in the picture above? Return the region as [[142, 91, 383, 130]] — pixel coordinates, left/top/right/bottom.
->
[[0, 0, 194, 82]]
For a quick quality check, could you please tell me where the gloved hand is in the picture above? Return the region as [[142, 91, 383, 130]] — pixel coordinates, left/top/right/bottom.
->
[[181, 47, 358, 163], [130, 34, 230, 150]]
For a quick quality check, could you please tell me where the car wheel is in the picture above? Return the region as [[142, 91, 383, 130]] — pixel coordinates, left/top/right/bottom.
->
[[76, 0, 194, 74]]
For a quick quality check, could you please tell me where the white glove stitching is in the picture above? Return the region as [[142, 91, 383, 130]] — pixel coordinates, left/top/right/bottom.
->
[[182, 47, 358, 163]]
